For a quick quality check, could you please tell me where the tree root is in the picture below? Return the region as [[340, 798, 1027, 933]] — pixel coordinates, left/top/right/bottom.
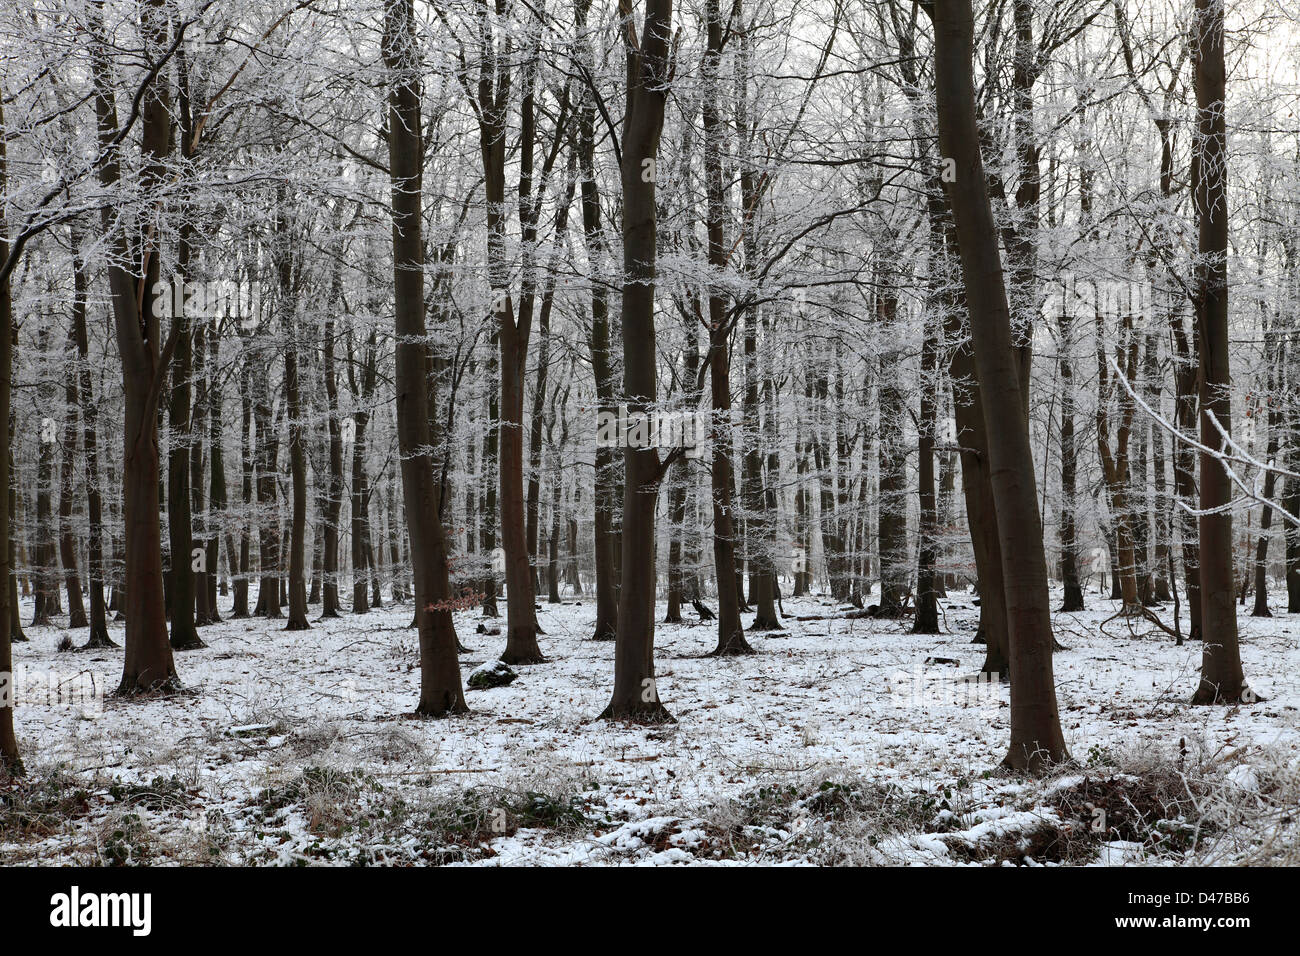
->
[[1099, 603, 1180, 641]]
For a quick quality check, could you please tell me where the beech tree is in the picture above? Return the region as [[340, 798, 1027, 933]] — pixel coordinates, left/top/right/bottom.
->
[[0, 96, 19, 774], [601, 0, 676, 721], [1190, 0, 1248, 704], [383, 0, 467, 715], [928, 0, 1068, 770], [90, 0, 181, 694]]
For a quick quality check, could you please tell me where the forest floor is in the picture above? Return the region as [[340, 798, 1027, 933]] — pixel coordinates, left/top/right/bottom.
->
[[2, 585, 1297, 865]]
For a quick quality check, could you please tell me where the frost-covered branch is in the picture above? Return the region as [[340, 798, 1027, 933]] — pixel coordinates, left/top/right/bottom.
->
[[1111, 356, 1300, 527]]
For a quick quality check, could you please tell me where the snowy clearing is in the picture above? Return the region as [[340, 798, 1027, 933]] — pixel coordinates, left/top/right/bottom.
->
[[3, 587, 1297, 866]]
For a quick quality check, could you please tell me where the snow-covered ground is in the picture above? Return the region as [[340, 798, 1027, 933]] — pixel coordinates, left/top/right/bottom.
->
[[3, 585, 1297, 865]]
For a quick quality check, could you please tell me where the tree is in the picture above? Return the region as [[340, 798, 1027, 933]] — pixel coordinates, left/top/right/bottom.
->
[[701, 0, 753, 657], [90, 0, 180, 695], [927, 0, 1068, 771], [1190, 0, 1248, 704], [164, 63, 204, 652], [602, 0, 677, 721], [0, 97, 20, 774], [280, 200, 310, 632], [573, 0, 620, 641], [70, 219, 114, 648], [383, 0, 468, 716]]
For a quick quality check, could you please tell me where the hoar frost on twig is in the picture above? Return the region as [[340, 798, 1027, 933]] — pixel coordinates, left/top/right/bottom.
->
[[1110, 356, 1300, 527]]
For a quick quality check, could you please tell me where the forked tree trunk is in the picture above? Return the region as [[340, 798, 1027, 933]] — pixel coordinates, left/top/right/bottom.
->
[[1096, 308, 1142, 612], [938, 197, 1009, 676], [348, 330, 376, 614], [475, 10, 542, 664], [91, 1, 178, 694], [602, 0, 677, 721]]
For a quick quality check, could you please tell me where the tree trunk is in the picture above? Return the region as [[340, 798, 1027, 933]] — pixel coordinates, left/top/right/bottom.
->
[[59, 327, 88, 630], [383, 0, 467, 715], [914, 213, 942, 635], [33, 326, 57, 627], [253, 341, 281, 619], [281, 212, 310, 631], [1285, 469, 1300, 612], [165, 236, 203, 649], [91, 0, 178, 694], [601, 0, 677, 721], [0, 104, 21, 772], [1190, 0, 1247, 704], [203, 319, 223, 621], [575, 13, 619, 640], [1251, 332, 1281, 617], [877, 320, 910, 618], [70, 221, 113, 647], [349, 330, 376, 614], [702, 0, 752, 656], [1057, 300, 1084, 612], [930, 0, 1067, 770], [321, 303, 344, 618]]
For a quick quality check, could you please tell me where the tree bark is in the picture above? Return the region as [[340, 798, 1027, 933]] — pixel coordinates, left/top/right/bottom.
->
[[280, 206, 309, 631], [1057, 299, 1084, 612], [601, 0, 678, 720], [1190, 0, 1247, 704], [383, 0, 467, 715], [0, 102, 21, 772], [702, 0, 752, 656], [930, 0, 1067, 770], [59, 326, 88, 630], [70, 221, 113, 647], [321, 294, 344, 618], [574, 5, 619, 640], [91, 0, 179, 694]]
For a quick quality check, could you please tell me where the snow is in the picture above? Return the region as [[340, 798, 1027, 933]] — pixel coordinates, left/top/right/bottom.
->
[[3, 585, 1297, 865]]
